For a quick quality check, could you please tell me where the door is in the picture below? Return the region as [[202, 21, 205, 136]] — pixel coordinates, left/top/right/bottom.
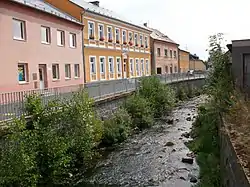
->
[[243, 54, 250, 91], [123, 59, 127, 78], [39, 67, 45, 89]]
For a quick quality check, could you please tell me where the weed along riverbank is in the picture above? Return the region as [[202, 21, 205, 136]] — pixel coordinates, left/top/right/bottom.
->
[[0, 76, 203, 187]]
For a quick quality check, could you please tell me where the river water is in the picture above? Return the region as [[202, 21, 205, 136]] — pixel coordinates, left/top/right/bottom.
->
[[79, 96, 206, 187]]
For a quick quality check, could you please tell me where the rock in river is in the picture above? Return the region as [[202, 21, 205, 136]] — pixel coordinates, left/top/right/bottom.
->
[[182, 157, 194, 164], [186, 117, 192, 121], [181, 132, 190, 138], [165, 142, 175, 147], [189, 174, 198, 183]]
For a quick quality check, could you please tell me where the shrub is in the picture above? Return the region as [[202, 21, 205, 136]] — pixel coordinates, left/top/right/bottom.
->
[[125, 95, 154, 129], [0, 90, 104, 186], [139, 76, 175, 117], [175, 85, 188, 101], [102, 108, 132, 146]]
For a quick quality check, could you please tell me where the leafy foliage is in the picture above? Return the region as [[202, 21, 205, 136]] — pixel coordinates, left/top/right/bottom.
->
[[102, 108, 132, 146]]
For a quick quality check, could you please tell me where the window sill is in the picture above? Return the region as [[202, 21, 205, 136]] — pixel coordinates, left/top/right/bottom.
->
[[19, 81, 29, 85], [74, 77, 80, 79], [13, 37, 26, 42], [57, 44, 65, 47], [70, 46, 76, 49], [52, 79, 60, 82], [41, 41, 51, 45], [65, 78, 71, 80]]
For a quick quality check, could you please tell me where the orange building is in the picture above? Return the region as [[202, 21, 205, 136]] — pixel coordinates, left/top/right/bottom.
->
[[179, 49, 190, 73], [45, 0, 151, 83]]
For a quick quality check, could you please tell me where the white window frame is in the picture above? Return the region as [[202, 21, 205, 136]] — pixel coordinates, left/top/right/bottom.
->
[[115, 28, 120, 43], [89, 56, 97, 81], [57, 30, 65, 46], [141, 58, 144, 76], [108, 56, 115, 79], [41, 26, 51, 44], [88, 21, 95, 39], [145, 59, 149, 75], [74, 64, 80, 78], [52, 64, 60, 80], [13, 19, 26, 41], [145, 36, 148, 48], [122, 30, 127, 44], [99, 56, 106, 80], [98, 23, 104, 40], [134, 33, 138, 46], [65, 64, 71, 79], [129, 58, 134, 77], [128, 31, 133, 44], [18, 63, 28, 83], [140, 34, 143, 47], [69, 33, 77, 48], [116, 57, 122, 79], [135, 58, 140, 77], [107, 26, 113, 42]]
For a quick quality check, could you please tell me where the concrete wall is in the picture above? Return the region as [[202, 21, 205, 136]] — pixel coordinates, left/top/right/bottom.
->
[[220, 119, 250, 187]]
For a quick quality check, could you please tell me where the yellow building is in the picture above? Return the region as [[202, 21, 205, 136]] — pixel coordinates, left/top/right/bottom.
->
[[45, 0, 151, 83], [179, 49, 190, 73], [189, 54, 206, 71]]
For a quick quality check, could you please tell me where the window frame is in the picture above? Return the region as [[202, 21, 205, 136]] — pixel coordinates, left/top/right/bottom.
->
[[69, 33, 77, 48], [115, 28, 120, 43], [128, 31, 133, 44], [170, 50, 173, 58], [65, 64, 71, 79], [13, 19, 26, 41], [107, 26, 113, 42], [98, 23, 104, 40], [145, 59, 149, 75], [18, 63, 28, 83], [140, 34, 143, 47], [122, 30, 127, 44], [164, 49, 168, 57], [99, 56, 106, 80], [89, 56, 97, 74], [141, 58, 144, 76], [116, 57, 122, 79], [157, 48, 161, 56], [74, 64, 80, 78], [174, 51, 177, 58], [108, 57, 115, 79], [134, 33, 138, 46], [57, 30, 65, 46], [135, 58, 140, 76], [88, 21, 95, 39], [41, 26, 51, 44], [129, 58, 134, 77], [145, 36, 148, 48], [52, 64, 60, 80]]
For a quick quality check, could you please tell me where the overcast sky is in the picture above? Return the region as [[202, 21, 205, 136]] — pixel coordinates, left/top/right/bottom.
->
[[79, 0, 250, 60]]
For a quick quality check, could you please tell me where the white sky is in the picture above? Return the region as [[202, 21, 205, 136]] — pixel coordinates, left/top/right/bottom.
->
[[79, 0, 250, 60]]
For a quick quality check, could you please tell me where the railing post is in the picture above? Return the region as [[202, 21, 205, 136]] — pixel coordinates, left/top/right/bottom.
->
[[98, 82, 101, 99], [113, 80, 116, 96]]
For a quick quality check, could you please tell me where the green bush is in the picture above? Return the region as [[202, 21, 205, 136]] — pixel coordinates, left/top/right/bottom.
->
[[125, 95, 154, 129], [102, 108, 132, 146], [139, 76, 175, 117], [175, 86, 188, 101], [0, 90, 103, 186]]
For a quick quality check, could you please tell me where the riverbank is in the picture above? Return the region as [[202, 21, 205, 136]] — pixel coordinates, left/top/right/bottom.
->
[[79, 96, 207, 187]]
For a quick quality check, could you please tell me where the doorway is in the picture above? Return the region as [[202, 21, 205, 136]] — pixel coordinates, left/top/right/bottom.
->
[[38, 65, 47, 90]]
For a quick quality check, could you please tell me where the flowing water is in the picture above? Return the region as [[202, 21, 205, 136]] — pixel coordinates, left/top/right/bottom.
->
[[79, 96, 207, 187]]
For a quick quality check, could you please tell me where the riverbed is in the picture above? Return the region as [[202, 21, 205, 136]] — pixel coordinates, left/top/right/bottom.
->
[[80, 96, 206, 187]]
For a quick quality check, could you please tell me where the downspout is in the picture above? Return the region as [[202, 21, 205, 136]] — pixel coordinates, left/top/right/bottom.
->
[[81, 10, 87, 84]]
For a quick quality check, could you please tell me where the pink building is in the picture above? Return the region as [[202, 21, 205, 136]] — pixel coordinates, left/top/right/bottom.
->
[[0, 0, 84, 93], [143, 24, 179, 75]]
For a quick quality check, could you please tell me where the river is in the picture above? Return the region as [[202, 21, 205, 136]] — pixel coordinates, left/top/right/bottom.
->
[[79, 96, 206, 187]]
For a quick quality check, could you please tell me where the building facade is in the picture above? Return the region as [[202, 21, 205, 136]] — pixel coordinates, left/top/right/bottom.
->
[[0, 0, 84, 92], [179, 49, 190, 73], [45, 0, 151, 83], [189, 54, 206, 71], [144, 25, 179, 74]]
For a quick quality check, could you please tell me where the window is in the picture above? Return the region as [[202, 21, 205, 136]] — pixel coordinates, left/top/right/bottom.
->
[[107, 26, 113, 41], [174, 51, 177, 58], [100, 57, 106, 74], [74, 64, 80, 78], [116, 57, 121, 73], [157, 48, 161, 56], [129, 32, 133, 43], [98, 24, 104, 40], [130, 58, 134, 76], [41, 26, 50, 44], [146, 59, 149, 75], [140, 35, 143, 46], [134, 33, 138, 46], [115, 28, 120, 42], [122, 30, 127, 43], [165, 66, 168, 74], [141, 59, 144, 75], [136, 59, 139, 76], [157, 67, 162, 74], [170, 50, 173, 58], [164, 49, 168, 57], [145, 36, 148, 48], [88, 21, 95, 39], [70, 33, 76, 48], [174, 66, 177, 73], [109, 57, 114, 73], [65, 64, 71, 79], [52, 64, 60, 80], [13, 19, 26, 40], [90, 56, 96, 74], [57, 30, 65, 46], [18, 63, 28, 82]]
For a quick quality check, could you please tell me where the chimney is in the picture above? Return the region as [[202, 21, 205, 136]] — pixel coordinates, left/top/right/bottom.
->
[[143, 23, 148, 27], [89, 1, 100, 7]]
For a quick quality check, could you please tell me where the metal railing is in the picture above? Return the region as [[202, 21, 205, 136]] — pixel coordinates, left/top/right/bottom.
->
[[0, 73, 206, 122]]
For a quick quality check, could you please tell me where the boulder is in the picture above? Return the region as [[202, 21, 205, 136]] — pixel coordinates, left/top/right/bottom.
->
[[165, 142, 175, 147], [186, 117, 192, 121], [181, 132, 190, 138], [181, 157, 194, 164]]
